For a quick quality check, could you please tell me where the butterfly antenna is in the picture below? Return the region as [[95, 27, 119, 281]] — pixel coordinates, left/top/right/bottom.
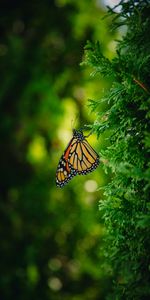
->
[[71, 114, 79, 130], [71, 119, 74, 130]]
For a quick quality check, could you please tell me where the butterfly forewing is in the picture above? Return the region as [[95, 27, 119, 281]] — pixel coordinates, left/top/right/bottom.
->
[[69, 139, 100, 175]]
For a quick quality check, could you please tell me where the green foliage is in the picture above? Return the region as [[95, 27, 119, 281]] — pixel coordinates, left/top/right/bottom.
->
[[82, 41, 113, 77], [83, 1, 150, 299]]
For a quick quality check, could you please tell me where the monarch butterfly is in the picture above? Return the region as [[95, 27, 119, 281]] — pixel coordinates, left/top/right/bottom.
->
[[56, 129, 100, 187]]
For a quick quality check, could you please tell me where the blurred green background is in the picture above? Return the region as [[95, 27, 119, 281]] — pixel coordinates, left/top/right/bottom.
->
[[0, 0, 116, 299]]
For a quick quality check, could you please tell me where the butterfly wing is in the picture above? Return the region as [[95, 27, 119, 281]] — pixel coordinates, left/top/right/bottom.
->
[[56, 155, 77, 187], [56, 130, 100, 187], [56, 137, 78, 187], [68, 138, 100, 175]]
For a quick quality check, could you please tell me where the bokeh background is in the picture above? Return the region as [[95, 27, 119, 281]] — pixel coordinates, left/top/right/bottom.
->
[[0, 0, 118, 299]]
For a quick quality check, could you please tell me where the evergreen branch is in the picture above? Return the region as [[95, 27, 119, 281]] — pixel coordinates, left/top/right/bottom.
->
[[84, 1, 150, 299], [82, 41, 113, 77]]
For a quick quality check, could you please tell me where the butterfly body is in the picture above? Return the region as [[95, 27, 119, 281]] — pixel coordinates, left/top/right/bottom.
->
[[56, 129, 99, 187]]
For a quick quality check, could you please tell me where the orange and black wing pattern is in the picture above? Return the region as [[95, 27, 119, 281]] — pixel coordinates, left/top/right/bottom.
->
[[56, 129, 100, 187], [68, 137, 99, 175], [56, 137, 77, 187]]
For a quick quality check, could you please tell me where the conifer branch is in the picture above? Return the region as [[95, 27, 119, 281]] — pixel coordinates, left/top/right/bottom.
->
[[83, 0, 150, 298]]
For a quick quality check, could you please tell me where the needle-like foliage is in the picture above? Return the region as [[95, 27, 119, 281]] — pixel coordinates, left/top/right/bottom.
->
[[83, 1, 150, 299]]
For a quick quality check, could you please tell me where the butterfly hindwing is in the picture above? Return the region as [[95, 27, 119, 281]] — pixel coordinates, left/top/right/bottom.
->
[[56, 138, 78, 187], [56, 155, 77, 187]]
